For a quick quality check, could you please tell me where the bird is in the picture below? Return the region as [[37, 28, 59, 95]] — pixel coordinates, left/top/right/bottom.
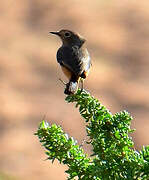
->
[[50, 29, 91, 95]]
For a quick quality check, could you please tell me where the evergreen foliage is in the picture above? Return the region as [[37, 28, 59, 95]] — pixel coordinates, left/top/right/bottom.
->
[[35, 90, 149, 180]]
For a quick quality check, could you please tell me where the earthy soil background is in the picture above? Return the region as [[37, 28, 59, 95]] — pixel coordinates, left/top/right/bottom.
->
[[0, 0, 149, 179]]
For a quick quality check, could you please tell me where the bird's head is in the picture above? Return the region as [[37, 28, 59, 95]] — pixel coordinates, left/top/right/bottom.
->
[[50, 29, 86, 47]]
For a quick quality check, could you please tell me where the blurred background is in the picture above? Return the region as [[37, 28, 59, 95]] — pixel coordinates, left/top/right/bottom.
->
[[0, 0, 149, 179]]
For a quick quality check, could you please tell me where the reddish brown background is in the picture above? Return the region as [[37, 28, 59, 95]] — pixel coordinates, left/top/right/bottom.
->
[[0, 0, 149, 179]]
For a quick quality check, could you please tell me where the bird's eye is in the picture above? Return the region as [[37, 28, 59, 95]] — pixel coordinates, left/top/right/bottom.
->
[[64, 32, 71, 37]]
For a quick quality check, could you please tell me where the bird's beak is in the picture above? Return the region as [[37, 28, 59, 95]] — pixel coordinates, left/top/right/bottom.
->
[[49, 31, 60, 36]]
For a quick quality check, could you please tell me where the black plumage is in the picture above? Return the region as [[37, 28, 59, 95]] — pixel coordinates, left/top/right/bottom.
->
[[50, 29, 91, 95]]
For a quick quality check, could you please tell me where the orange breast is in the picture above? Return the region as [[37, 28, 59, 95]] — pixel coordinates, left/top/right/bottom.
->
[[61, 66, 73, 80]]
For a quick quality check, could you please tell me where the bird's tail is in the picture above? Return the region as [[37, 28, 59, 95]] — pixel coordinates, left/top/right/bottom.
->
[[64, 75, 81, 95], [64, 81, 78, 95]]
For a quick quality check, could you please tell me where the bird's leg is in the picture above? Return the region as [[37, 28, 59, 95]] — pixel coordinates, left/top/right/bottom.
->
[[59, 78, 66, 85], [80, 78, 84, 92]]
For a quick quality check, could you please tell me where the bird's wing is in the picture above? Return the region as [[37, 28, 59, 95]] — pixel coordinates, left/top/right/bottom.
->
[[57, 46, 89, 76], [81, 48, 91, 72]]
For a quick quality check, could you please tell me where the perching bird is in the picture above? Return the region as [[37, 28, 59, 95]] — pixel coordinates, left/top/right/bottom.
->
[[50, 29, 91, 95]]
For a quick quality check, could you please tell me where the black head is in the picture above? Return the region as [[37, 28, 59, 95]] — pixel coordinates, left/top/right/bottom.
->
[[50, 29, 86, 47]]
